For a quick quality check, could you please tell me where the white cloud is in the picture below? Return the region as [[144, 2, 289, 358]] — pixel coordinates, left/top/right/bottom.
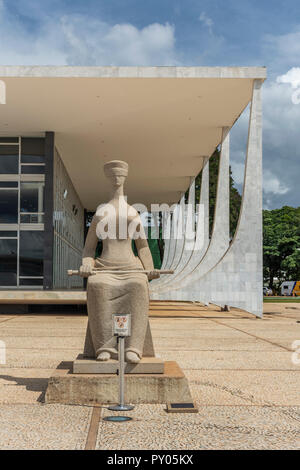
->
[[0, 0, 298, 209], [263, 29, 300, 74], [198, 12, 214, 35], [230, 77, 298, 205], [231, 154, 289, 196], [61, 17, 176, 66], [0, 3, 177, 66], [263, 170, 289, 195], [277, 67, 300, 89]]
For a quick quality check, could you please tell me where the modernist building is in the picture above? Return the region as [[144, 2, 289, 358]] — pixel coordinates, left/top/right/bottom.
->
[[0, 134, 84, 291], [0, 66, 266, 316]]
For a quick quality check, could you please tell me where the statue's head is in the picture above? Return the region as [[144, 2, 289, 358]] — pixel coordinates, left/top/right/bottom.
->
[[104, 160, 128, 188]]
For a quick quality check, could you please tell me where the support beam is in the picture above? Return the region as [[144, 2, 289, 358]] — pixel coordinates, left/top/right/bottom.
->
[[43, 131, 55, 290]]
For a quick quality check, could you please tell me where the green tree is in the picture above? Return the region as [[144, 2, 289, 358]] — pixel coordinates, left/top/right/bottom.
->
[[263, 206, 300, 288]]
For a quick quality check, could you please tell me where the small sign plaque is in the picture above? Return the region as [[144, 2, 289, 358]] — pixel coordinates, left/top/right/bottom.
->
[[166, 402, 198, 413], [112, 314, 131, 337]]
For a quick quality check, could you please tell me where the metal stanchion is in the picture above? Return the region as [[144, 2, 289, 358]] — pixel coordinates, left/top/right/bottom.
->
[[108, 336, 134, 413], [104, 314, 134, 422]]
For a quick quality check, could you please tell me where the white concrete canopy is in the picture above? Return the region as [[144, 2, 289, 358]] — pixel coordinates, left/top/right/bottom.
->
[[0, 66, 266, 209]]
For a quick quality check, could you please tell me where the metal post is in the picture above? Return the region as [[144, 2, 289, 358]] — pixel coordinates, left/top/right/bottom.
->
[[108, 334, 134, 413], [119, 336, 125, 407]]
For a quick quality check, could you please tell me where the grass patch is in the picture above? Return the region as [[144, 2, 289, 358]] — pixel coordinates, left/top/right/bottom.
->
[[263, 297, 300, 303]]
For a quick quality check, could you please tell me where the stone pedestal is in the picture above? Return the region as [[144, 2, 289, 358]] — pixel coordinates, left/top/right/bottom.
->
[[45, 361, 192, 405], [73, 355, 164, 374]]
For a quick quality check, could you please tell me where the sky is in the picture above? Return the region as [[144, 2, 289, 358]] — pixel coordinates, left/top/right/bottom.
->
[[0, 0, 299, 209]]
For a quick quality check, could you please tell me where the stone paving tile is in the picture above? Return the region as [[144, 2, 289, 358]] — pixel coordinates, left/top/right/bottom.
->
[[0, 327, 86, 337], [0, 404, 91, 450], [263, 304, 300, 312], [270, 339, 300, 350], [216, 319, 300, 331], [1, 336, 84, 349], [0, 315, 85, 321], [5, 319, 87, 327], [0, 368, 54, 404], [158, 350, 297, 370], [185, 370, 300, 406], [3, 348, 76, 369], [154, 329, 248, 340], [154, 337, 279, 351], [97, 405, 300, 450], [149, 318, 215, 329], [188, 384, 252, 406], [0, 306, 299, 449]]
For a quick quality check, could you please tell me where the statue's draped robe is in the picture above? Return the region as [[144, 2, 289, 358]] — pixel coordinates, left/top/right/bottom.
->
[[83, 216, 154, 359]]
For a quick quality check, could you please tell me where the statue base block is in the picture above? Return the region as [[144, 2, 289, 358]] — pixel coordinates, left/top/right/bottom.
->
[[73, 355, 164, 374], [45, 361, 192, 405]]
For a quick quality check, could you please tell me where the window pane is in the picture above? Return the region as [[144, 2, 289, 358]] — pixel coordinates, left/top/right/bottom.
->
[[0, 239, 17, 286], [0, 138, 18, 143], [0, 146, 19, 174], [21, 155, 45, 164], [0, 189, 18, 223], [20, 182, 45, 213], [21, 165, 45, 174], [21, 138, 45, 163], [20, 214, 44, 224], [0, 231, 17, 237], [0, 182, 18, 188], [19, 278, 43, 286], [19, 231, 44, 276]]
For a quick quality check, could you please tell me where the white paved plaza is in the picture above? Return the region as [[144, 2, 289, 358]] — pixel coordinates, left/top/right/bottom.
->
[[0, 301, 299, 450]]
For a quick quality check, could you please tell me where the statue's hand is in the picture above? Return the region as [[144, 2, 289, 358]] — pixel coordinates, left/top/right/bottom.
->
[[79, 262, 94, 277], [147, 270, 160, 281]]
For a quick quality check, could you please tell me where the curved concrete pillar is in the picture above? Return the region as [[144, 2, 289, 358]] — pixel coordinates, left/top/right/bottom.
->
[[150, 209, 173, 287], [161, 212, 176, 271], [152, 80, 263, 317], [159, 211, 171, 270], [151, 160, 209, 292], [155, 128, 229, 294], [151, 178, 196, 290], [168, 193, 186, 270], [154, 193, 185, 286]]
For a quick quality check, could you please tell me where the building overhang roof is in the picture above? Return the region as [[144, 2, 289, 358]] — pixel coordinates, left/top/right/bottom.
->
[[0, 66, 266, 209]]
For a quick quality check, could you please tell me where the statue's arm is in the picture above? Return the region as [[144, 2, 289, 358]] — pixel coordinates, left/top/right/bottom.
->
[[80, 216, 98, 276], [134, 220, 159, 280]]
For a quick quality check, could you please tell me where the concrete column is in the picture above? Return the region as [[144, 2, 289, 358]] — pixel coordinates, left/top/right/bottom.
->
[[153, 193, 185, 287], [168, 128, 230, 292], [43, 131, 55, 290], [159, 211, 171, 270], [151, 159, 209, 292], [152, 80, 263, 317], [151, 178, 195, 291], [37, 183, 44, 224]]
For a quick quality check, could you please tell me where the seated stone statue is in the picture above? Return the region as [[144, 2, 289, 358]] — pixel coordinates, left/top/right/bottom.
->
[[80, 160, 159, 363]]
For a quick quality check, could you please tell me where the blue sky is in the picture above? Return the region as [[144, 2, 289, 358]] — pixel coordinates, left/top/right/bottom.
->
[[0, 0, 300, 209]]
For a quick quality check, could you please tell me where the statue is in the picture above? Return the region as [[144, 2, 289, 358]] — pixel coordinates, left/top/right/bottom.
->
[[80, 160, 159, 363]]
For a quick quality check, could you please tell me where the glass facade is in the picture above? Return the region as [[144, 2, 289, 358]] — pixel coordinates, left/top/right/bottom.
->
[[0, 188, 18, 223], [20, 181, 45, 223], [0, 145, 19, 174], [53, 149, 84, 289], [0, 137, 45, 288], [19, 231, 44, 277], [0, 135, 85, 290], [0, 238, 17, 286]]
